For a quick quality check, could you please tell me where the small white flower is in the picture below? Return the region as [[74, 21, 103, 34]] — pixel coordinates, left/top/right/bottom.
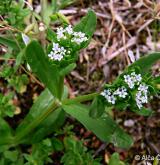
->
[[131, 72, 136, 76], [128, 81, 135, 89], [124, 75, 135, 89], [56, 25, 88, 44], [135, 74, 142, 84], [48, 42, 67, 61], [65, 25, 73, 35], [114, 86, 128, 98], [124, 72, 142, 89], [101, 89, 116, 104], [48, 52, 63, 61], [56, 25, 74, 41], [141, 96, 148, 103], [136, 99, 143, 109], [135, 83, 149, 109], [56, 27, 66, 40], [107, 95, 116, 104], [101, 91, 106, 97], [101, 89, 111, 97], [123, 72, 149, 109], [138, 84, 148, 93], [104, 89, 111, 96], [71, 31, 88, 45], [124, 75, 131, 82]]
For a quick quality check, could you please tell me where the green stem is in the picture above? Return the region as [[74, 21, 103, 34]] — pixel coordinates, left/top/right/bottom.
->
[[58, 76, 64, 100], [62, 92, 98, 104], [41, 0, 47, 22]]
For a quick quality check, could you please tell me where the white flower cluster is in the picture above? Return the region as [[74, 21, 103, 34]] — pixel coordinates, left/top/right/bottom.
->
[[71, 32, 88, 45], [48, 42, 67, 61], [56, 25, 88, 45], [101, 86, 128, 105], [101, 72, 150, 109], [56, 26, 72, 40], [136, 84, 148, 109], [56, 27, 65, 40], [124, 72, 142, 89], [124, 72, 149, 109]]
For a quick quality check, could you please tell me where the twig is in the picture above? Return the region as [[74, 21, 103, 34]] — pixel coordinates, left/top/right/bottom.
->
[[59, 8, 111, 19], [101, 19, 115, 57], [105, 37, 137, 63], [122, 31, 131, 65], [0, 58, 15, 61], [145, 118, 160, 154], [93, 143, 108, 157], [20, 66, 44, 88], [109, 0, 132, 38], [137, 19, 154, 33]]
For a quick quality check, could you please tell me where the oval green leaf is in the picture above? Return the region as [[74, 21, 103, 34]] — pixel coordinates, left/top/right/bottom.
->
[[62, 104, 133, 149], [25, 40, 60, 97]]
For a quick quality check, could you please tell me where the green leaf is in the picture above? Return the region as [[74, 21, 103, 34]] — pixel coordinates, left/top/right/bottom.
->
[[59, 0, 76, 9], [109, 153, 125, 165], [57, 12, 70, 24], [16, 89, 65, 144], [4, 150, 18, 162], [62, 104, 133, 149], [52, 138, 63, 151], [62, 85, 69, 100], [0, 35, 19, 50], [29, 108, 65, 143], [153, 76, 160, 84], [16, 89, 55, 133], [89, 96, 105, 118], [25, 40, 60, 98], [0, 117, 13, 145], [131, 107, 153, 116], [46, 28, 57, 42], [41, 0, 53, 25], [129, 52, 160, 74], [15, 49, 25, 71], [61, 135, 100, 165], [59, 63, 76, 76], [74, 9, 97, 48]]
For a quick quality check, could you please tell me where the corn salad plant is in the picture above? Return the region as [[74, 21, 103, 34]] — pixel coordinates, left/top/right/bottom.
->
[[0, 5, 160, 164]]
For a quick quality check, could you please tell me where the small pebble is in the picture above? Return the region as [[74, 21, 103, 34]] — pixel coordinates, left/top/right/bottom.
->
[[124, 119, 135, 127]]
